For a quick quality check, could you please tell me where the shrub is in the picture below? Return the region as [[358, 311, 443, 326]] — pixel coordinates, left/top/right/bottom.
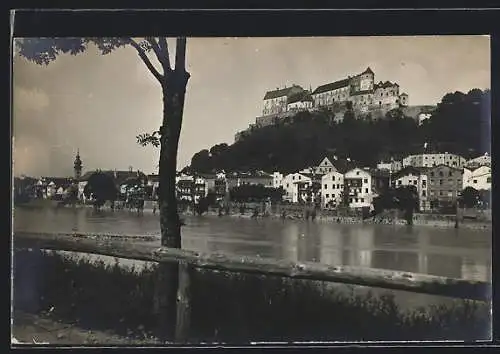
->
[[13, 249, 490, 343]]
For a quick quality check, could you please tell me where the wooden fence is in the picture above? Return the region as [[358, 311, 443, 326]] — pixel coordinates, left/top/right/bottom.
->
[[13, 231, 491, 341]]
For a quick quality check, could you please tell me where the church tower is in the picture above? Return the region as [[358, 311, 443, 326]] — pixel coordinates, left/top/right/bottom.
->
[[74, 149, 83, 180]]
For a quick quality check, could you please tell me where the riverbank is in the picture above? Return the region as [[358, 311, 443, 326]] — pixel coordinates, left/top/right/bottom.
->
[[16, 201, 491, 231], [13, 249, 490, 343], [180, 209, 491, 231]]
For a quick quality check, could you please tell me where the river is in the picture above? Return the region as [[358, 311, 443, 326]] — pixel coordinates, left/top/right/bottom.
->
[[13, 206, 492, 311]]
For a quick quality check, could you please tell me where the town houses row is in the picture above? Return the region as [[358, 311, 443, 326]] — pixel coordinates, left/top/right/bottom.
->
[[15, 151, 491, 212]]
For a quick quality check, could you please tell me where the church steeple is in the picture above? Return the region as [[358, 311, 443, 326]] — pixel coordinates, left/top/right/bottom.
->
[[74, 149, 83, 180]]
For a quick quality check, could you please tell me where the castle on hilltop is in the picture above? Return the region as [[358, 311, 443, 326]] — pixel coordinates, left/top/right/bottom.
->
[[256, 67, 410, 128], [234, 67, 435, 143]]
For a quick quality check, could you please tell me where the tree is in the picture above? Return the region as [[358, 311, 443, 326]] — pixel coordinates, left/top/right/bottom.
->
[[84, 171, 118, 209], [17, 37, 190, 341], [460, 186, 480, 208]]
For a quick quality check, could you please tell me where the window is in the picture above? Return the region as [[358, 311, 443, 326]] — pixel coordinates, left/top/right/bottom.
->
[[439, 191, 443, 196], [439, 171, 443, 177], [332, 184, 336, 189], [363, 178, 368, 183], [355, 198, 358, 202], [298, 175, 301, 180], [292, 176, 295, 180], [337, 184, 340, 189], [414, 180, 418, 185], [329, 168, 332, 172], [365, 188, 369, 193], [356, 171, 360, 175], [440, 179, 443, 185], [324, 184, 327, 189], [448, 171, 452, 177], [422, 191, 426, 197], [332, 175, 336, 181], [487, 177, 491, 183], [326, 194, 329, 198], [473, 179, 477, 184], [360, 198, 364, 202], [349, 198, 353, 203], [398, 180, 402, 185]]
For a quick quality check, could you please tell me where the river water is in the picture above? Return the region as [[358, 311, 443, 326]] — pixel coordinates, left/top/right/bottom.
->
[[13, 206, 492, 311]]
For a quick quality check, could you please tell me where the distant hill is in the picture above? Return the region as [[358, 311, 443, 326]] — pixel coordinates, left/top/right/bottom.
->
[[189, 89, 490, 174]]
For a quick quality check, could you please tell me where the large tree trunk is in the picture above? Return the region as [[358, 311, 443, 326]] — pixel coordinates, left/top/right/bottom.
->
[[154, 39, 191, 342]]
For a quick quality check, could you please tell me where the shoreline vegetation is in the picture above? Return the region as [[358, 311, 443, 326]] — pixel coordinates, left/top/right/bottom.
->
[[12, 249, 491, 344], [17, 201, 491, 231]]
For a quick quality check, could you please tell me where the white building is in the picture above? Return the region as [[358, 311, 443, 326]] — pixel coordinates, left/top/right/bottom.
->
[[262, 85, 304, 116], [321, 171, 344, 208], [463, 166, 491, 191], [376, 160, 403, 173], [465, 152, 491, 169], [344, 168, 373, 209], [282, 173, 312, 203], [418, 112, 432, 126], [272, 172, 284, 189], [402, 153, 466, 169], [300, 156, 338, 176], [391, 166, 429, 211]]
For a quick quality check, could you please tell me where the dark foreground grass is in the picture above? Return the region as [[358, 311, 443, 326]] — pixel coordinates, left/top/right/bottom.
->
[[13, 249, 490, 343]]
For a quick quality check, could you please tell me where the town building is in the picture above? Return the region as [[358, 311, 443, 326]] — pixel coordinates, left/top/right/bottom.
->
[[402, 152, 466, 169], [282, 173, 312, 203], [465, 152, 491, 170], [286, 90, 314, 112], [272, 172, 284, 189], [370, 168, 391, 197], [343, 168, 373, 209], [427, 164, 464, 208], [175, 174, 208, 202], [463, 166, 491, 191], [390, 166, 430, 211], [261, 85, 305, 117], [321, 171, 344, 208], [376, 160, 403, 174], [311, 68, 409, 114], [226, 171, 274, 189]]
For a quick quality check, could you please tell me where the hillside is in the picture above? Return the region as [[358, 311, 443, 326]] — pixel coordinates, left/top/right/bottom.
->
[[189, 89, 490, 174]]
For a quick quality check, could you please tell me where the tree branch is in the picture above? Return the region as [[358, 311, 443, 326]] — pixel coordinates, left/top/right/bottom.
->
[[146, 37, 171, 73], [128, 38, 163, 83], [175, 37, 187, 73], [158, 37, 171, 69]]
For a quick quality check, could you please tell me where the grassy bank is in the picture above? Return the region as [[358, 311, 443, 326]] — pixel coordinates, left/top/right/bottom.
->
[[13, 249, 490, 343]]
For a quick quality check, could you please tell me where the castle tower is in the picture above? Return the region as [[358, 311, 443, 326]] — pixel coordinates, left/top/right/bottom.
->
[[74, 149, 83, 180], [359, 67, 374, 91]]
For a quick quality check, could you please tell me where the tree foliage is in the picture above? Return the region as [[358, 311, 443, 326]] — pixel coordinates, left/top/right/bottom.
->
[[84, 172, 118, 207], [229, 185, 285, 203]]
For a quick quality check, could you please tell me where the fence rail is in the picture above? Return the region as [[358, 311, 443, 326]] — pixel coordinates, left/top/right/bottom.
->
[[13, 231, 491, 302]]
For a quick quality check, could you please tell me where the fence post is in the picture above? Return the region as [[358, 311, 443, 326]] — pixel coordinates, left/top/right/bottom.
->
[[175, 261, 193, 343], [154, 262, 179, 342]]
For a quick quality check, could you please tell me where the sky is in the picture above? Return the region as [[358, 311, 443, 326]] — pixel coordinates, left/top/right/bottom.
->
[[12, 35, 490, 178]]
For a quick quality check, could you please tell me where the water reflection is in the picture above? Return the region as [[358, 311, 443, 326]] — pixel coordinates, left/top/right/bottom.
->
[[13, 207, 491, 281]]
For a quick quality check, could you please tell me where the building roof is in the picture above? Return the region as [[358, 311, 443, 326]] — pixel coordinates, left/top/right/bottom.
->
[[79, 170, 147, 185], [263, 85, 303, 100], [400, 92, 408, 97], [361, 67, 374, 75], [287, 90, 314, 104], [374, 81, 399, 89], [42, 177, 75, 189], [312, 78, 350, 95], [391, 166, 428, 180]]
